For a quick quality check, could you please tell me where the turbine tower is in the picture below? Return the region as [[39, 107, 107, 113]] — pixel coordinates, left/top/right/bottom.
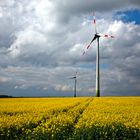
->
[[69, 72, 77, 97], [83, 13, 114, 97]]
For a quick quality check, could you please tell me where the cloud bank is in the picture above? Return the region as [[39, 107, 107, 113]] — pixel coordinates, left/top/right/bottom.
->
[[0, 0, 140, 96]]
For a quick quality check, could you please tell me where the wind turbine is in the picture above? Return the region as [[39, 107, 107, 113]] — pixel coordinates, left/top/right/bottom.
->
[[69, 72, 77, 97], [83, 13, 114, 97]]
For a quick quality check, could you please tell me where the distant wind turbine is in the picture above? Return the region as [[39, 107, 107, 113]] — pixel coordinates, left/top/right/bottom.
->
[[69, 72, 77, 97], [83, 13, 114, 97]]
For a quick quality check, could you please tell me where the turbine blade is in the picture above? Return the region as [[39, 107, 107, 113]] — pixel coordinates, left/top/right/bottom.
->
[[82, 35, 97, 55], [93, 12, 97, 33], [98, 33, 114, 38], [82, 51, 86, 55]]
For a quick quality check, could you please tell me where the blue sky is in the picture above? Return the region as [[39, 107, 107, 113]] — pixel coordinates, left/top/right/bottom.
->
[[114, 9, 140, 24], [0, 0, 140, 97]]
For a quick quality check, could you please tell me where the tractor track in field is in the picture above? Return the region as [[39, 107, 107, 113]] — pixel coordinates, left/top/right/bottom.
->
[[10, 98, 91, 131], [72, 98, 93, 125], [38, 98, 92, 125]]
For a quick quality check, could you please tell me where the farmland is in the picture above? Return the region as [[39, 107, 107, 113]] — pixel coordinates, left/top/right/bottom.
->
[[0, 97, 140, 140]]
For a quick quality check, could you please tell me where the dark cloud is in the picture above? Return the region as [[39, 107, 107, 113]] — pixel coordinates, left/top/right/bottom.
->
[[50, 0, 140, 23]]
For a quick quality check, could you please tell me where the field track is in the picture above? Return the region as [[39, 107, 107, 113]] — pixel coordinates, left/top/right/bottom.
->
[[0, 97, 140, 139]]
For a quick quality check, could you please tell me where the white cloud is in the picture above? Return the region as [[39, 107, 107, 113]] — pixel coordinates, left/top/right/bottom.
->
[[8, 26, 47, 57], [55, 84, 71, 92], [0, 0, 15, 6], [0, 77, 11, 82]]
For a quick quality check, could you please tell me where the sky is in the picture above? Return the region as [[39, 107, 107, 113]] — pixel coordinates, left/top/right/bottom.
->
[[0, 0, 140, 97]]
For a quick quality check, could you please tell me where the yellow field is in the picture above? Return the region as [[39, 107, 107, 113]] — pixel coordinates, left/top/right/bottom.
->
[[0, 97, 140, 139]]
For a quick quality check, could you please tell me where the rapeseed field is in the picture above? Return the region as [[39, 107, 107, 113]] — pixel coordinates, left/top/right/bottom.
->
[[0, 97, 139, 139]]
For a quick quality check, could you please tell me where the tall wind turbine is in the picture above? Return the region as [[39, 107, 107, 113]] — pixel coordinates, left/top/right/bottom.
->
[[69, 72, 77, 97], [83, 13, 114, 97]]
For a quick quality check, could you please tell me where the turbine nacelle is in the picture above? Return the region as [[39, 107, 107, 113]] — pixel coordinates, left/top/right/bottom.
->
[[95, 33, 101, 38], [69, 76, 76, 79]]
